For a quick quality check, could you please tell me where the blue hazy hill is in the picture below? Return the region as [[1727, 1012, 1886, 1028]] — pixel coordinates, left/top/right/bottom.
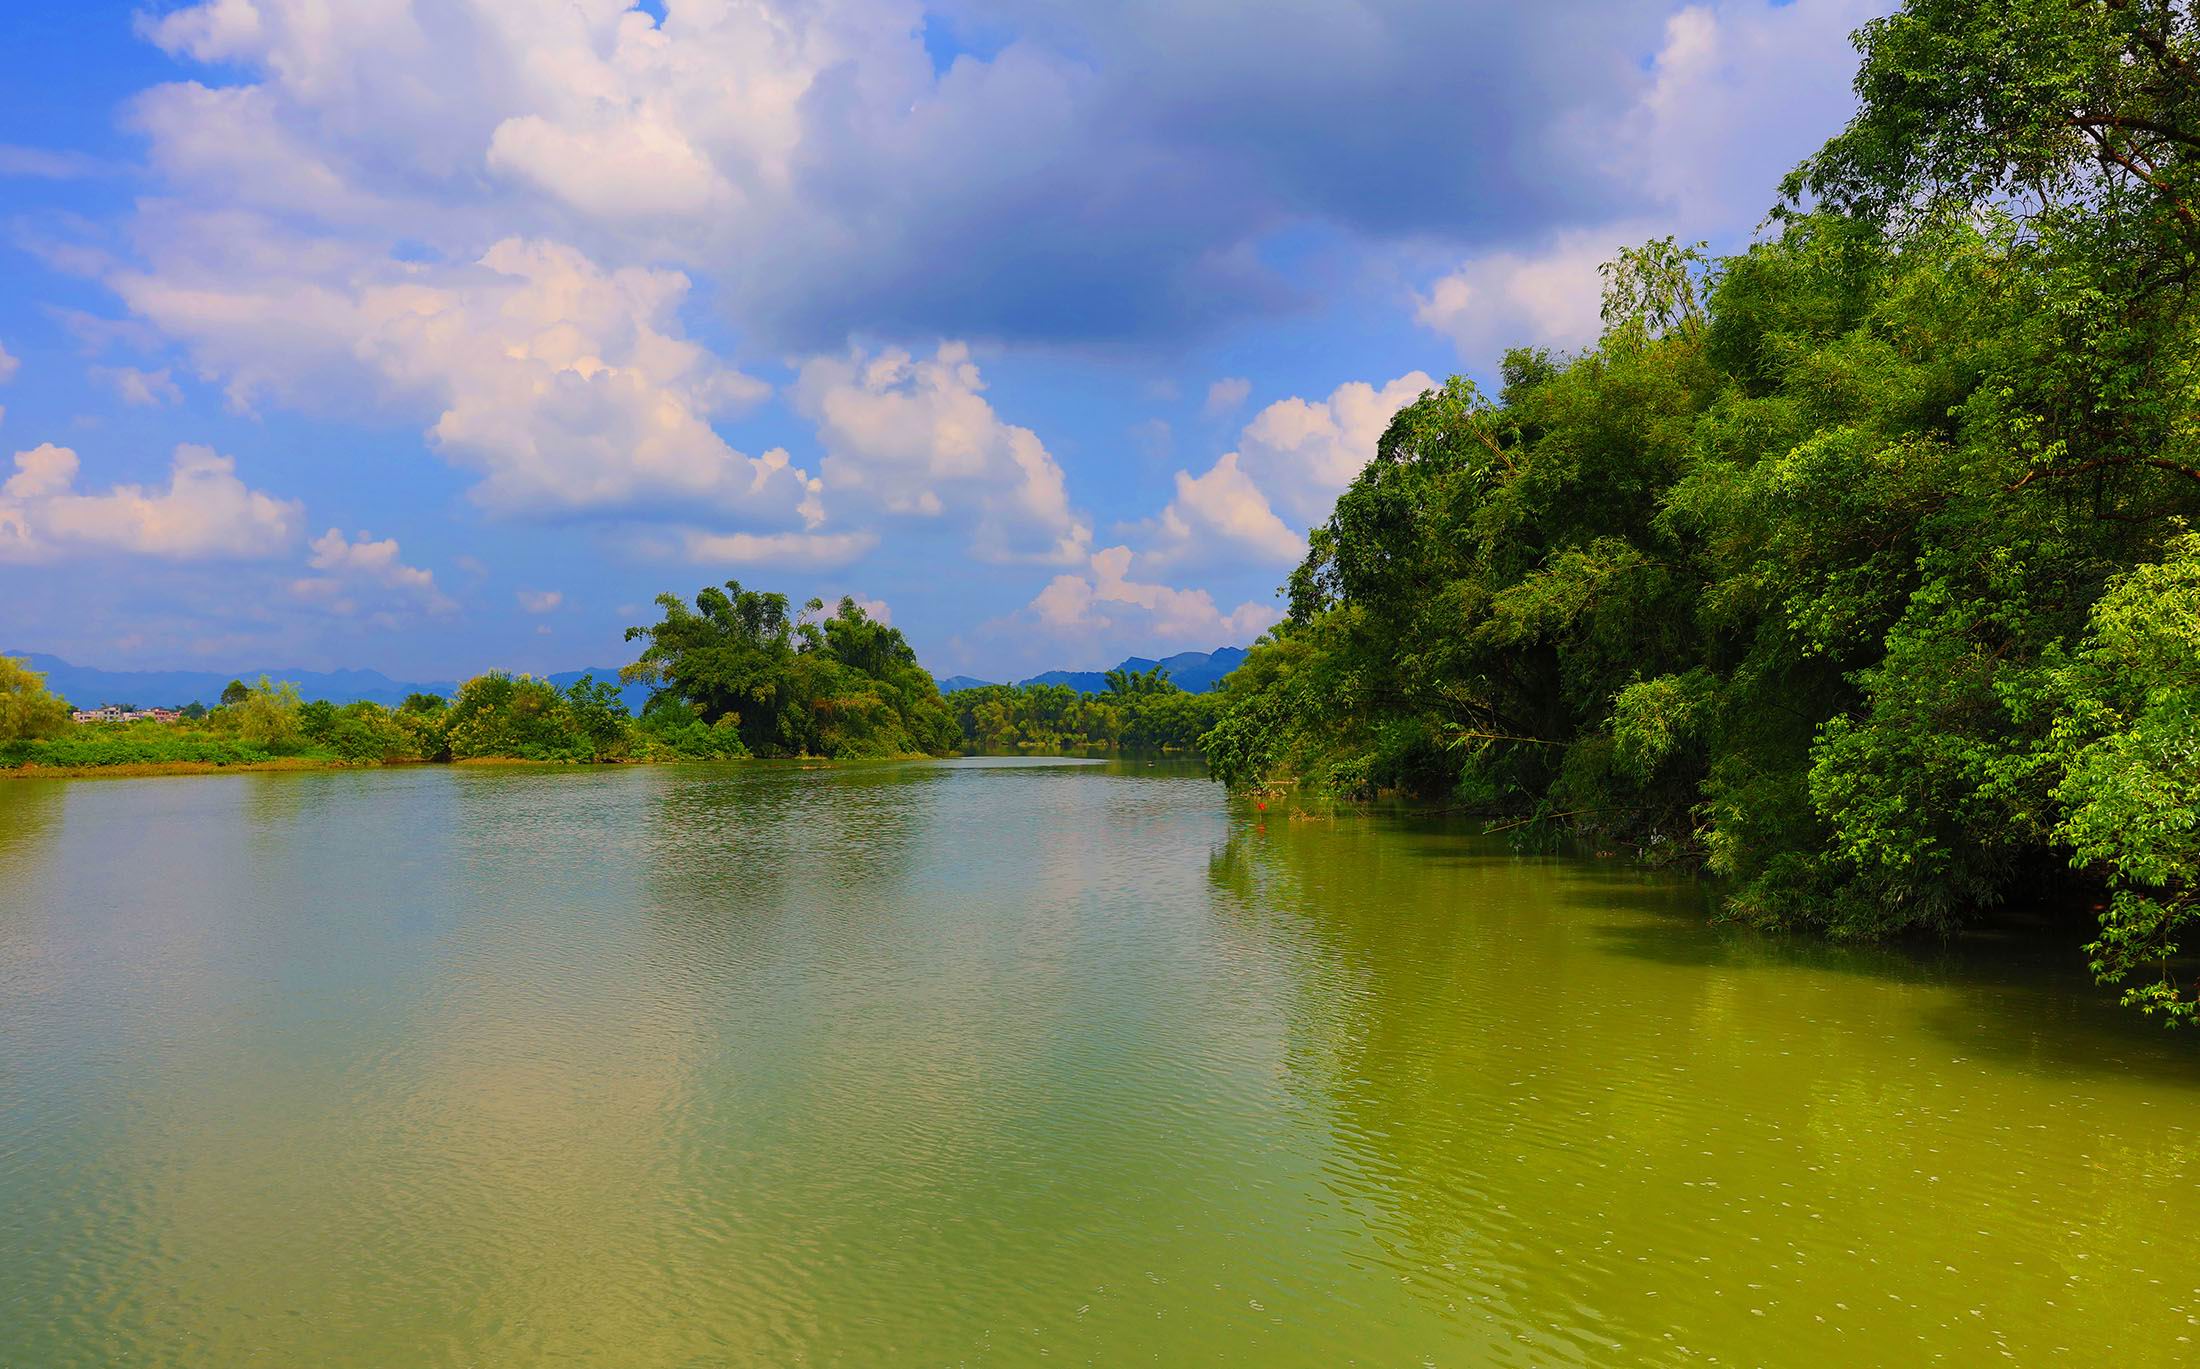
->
[[543, 670, 655, 715], [14, 645, 1247, 711], [934, 646, 1249, 696], [12, 653, 453, 709]]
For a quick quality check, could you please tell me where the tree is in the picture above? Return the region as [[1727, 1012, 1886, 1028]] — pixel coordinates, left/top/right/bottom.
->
[[1189, 0, 2200, 1017], [625, 581, 800, 753], [625, 584, 954, 758], [1787, 0, 2200, 502], [562, 674, 632, 763], [1103, 665, 1174, 697], [0, 655, 71, 741], [228, 677, 303, 749], [446, 673, 574, 760], [298, 699, 421, 764], [1198, 135, 2199, 1013], [219, 679, 249, 708], [2041, 535, 2200, 1021], [1788, 0, 2200, 250], [1598, 236, 1712, 345]]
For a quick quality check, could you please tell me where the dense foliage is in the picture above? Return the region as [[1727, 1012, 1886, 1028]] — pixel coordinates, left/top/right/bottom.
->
[[947, 667, 1223, 753], [3, 582, 963, 774], [0, 656, 70, 741], [1204, 0, 2200, 1020], [0, 726, 287, 771], [624, 586, 957, 758], [0, 667, 714, 771]]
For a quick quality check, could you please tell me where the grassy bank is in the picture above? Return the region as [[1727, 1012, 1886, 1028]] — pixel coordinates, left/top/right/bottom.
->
[[1, 730, 306, 773], [1, 756, 349, 780], [0, 739, 949, 780]]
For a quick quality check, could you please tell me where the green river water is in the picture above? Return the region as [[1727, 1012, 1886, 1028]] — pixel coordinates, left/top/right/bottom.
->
[[2, 758, 2196, 1365]]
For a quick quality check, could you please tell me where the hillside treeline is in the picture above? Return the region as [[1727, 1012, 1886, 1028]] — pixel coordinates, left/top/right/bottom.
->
[[946, 668, 1221, 753], [0, 591, 957, 770]]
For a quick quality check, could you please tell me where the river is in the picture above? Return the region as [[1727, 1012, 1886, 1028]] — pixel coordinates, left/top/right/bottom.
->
[[2, 758, 2195, 1364]]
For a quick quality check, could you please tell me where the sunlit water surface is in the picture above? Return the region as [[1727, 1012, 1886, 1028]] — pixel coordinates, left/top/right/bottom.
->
[[2, 759, 2197, 1365]]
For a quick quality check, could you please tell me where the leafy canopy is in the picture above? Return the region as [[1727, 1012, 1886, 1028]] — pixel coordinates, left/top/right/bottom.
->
[[1202, 0, 2200, 1019], [625, 585, 956, 758]]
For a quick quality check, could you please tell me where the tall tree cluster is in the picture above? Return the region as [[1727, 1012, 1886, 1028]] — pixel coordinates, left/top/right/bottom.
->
[[946, 667, 1222, 753], [1203, 1, 2200, 1020], [624, 586, 959, 759]]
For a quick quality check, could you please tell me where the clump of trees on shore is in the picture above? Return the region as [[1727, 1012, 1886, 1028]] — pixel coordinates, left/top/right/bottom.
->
[[624, 584, 958, 758], [0, 667, 720, 770], [1200, 1, 2200, 1020], [0, 586, 957, 772], [946, 667, 1221, 753]]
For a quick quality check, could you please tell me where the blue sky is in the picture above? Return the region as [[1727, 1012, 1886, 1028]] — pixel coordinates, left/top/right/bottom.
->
[[0, 0, 1885, 682]]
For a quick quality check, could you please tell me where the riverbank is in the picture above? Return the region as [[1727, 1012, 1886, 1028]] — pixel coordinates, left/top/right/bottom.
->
[[0, 750, 962, 780], [0, 756, 355, 780]]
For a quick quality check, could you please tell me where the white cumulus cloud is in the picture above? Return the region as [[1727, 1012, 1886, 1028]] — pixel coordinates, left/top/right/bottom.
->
[[137, 0, 267, 65], [112, 230, 818, 522], [1622, 0, 1889, 218], [679, 528, 879, 567], [792, 342, 1089, 564], [1413, 229, 1629, 364], [1236, 372, 1437, 522], [95, 366, 185, 408], [1027, 545, 1281, 646], [1148, 453, 1302, 566], [1144, 372, 1433, 565], [1204, 376, 1251, 416], [293, 526, 455, 615], [1415, 0, 1889, 365], [0, 442, 299, 562], [489, 112, 733, 222]]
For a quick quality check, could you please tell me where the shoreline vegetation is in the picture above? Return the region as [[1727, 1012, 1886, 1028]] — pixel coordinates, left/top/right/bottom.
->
[[1198, 3, 2200, 1023], [0, 589, 1219, 780]]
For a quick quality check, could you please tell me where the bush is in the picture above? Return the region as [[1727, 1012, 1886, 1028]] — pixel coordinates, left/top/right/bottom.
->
[[300, 699, 424, 763], [0, 656, 71, 741], [0, 727, 282, 770]]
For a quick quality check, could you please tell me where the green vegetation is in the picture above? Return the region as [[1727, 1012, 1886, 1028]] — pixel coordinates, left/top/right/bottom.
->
[[0, 669, 690, 772], [947, 667, 1222, 753], [0, 583, 960, 777], [0, 727, 282, 771], [623, 584, 956, 758], [0, 656, 71, 741], [1204, 0, 2200, 1020]]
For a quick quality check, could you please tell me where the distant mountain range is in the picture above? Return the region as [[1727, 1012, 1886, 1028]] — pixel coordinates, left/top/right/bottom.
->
[[11, 644, 1253, 712], [8, 652, 652, 713], [933, 646, 1250, 695]]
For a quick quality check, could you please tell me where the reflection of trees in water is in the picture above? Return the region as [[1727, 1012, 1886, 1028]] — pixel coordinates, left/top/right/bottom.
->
[[0, 777, 65, 876], [241, 769, 317, 830], [1206, 818, 1673, 1306], [365, 764, 840, 1360], [238, 768, 414, 870], [625, 760, 1136, 1362], [634, 762, 952, 976], [0, 780, 67, 965], [1200, 813, 2200, 1361]]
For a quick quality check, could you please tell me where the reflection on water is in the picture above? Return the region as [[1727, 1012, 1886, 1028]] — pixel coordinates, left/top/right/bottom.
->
[[1, 761, 2195, 1365], [1209, 816, 2200, 1363]]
